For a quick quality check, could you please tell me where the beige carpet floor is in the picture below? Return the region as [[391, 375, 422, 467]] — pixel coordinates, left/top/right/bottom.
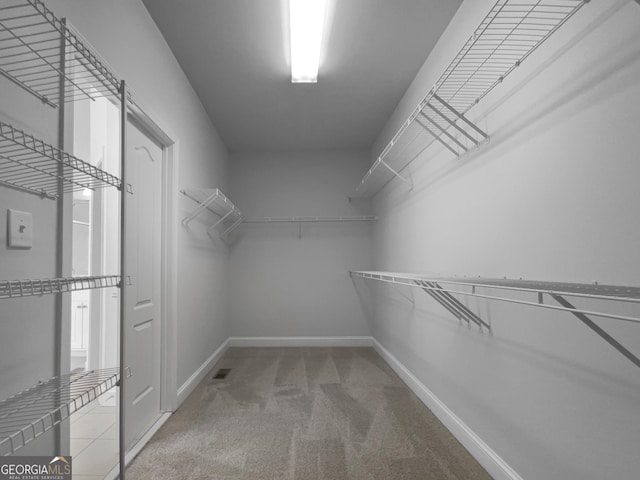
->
[[126, 347, 492, 480]]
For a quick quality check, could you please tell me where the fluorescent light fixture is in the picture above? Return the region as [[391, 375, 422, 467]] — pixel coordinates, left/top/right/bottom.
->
[[289, 0, 327, 83]]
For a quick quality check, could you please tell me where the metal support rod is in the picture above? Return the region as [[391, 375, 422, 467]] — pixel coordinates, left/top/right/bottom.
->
[[426, 102, 480, 145], [417, 281, 468, 325], [418, 112, 468, 153], [550, 294, 640, 370], [379, 159, 412, 186], [118, 79, 127, 480], [415, 118, 461, 157], [53, 17, 67, 456], [220, 216, 244, 238], [181, 191, 219, 226], [429, 281, 490, 330], [210, 207, 233, 229], [423, 281, 491, 330], [432, 93, 488, 139]]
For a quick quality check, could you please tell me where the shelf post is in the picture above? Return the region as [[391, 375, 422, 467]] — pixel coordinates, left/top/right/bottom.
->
[[119, 79, 127, 480]]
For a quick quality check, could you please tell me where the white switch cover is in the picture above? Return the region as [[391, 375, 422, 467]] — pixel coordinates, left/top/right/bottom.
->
[[8, 209, 33, 249]]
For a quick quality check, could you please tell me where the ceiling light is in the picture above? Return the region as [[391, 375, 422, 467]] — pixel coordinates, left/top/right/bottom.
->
[[289, 0, 327, 83]]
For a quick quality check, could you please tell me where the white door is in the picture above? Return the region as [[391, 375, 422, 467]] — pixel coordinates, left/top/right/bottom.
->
[[124, 119, 163, 448]]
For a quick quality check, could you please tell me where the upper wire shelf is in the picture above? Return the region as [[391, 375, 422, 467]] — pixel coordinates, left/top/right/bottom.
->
[[0, 120, 121, 198], [0, 368, 119, 456], [0, 275, 124, 299], [181, 188, 244, 238], [0, 0, 121, 107], [355, 0, 586, 198]]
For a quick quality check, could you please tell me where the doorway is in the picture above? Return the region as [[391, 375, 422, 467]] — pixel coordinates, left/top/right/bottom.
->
[[69, 94, 121, 476]]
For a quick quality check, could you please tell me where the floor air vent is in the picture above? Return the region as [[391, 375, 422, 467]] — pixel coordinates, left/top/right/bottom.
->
[[213, 368, 231, 380]]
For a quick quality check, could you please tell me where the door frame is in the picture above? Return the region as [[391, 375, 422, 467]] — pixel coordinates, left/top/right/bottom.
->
[[126, 99, 178, 414]]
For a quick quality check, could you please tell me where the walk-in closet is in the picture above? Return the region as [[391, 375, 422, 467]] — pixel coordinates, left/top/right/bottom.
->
[[1, 0, 639, 479]]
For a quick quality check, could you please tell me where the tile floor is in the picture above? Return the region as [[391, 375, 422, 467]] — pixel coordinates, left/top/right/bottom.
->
[[70, 388, 119, 480]]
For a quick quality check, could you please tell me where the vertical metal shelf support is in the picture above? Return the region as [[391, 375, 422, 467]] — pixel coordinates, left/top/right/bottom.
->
[[118, 79, 127, 480]]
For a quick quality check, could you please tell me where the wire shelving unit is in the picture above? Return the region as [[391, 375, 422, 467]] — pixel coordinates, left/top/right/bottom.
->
[[0, 0, 120, 107], [1, 0, 129, 473], [181, 188, 244, 238], [0, 120, 121, 198], [355, 0, 586, 198], [0, 275, 125, 299], [351, 271, 640, 370], [0, 368, 120, 456]]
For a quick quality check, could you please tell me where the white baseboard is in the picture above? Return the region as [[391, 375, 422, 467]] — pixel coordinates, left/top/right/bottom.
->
[[227, 336, 374, 347], [372, 339, 523, 480], [176, 338, 230, 406]]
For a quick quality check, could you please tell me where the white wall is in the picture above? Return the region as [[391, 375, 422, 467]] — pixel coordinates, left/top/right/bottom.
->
[[366, 1, 640, 479], [228, 151, 373, 338], [2, 0, 230, 409]]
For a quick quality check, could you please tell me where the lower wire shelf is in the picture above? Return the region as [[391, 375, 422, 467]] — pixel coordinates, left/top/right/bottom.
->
[[351, 270, 640, 370], [0, 368, 120, 456], [0, 275, 126, 299]]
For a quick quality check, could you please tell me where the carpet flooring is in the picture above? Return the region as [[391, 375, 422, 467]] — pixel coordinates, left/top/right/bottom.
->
[[126, 347, 492, 479]]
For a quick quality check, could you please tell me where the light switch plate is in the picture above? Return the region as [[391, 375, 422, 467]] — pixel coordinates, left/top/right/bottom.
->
[[7, 209, 33, 249]]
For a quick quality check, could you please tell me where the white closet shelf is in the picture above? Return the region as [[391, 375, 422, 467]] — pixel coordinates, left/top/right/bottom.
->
[[355, 0, 586, 198], [0, 120, 122, 198], [181, 188, 244, 237], [0, 0, 121, 107], [351, 270, 640, 369], [243, 215, 377, 223], [0, 367, 120, 456], [0, 275, 125, 299]]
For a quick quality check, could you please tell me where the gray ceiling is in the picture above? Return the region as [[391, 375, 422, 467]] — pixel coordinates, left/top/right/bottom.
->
[[141, 0, 463, 152]]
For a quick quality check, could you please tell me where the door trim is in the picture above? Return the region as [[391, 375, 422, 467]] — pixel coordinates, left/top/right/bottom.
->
[[126, 100, 178, 414]]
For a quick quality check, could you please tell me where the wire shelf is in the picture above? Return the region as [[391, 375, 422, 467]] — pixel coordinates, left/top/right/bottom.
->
[[0, 368, 119, 456], [0, 0, 121, 107], [352, 270, 640, 370], [0, 275, 123, 299], [356, 0, 586, 197], [181, 188, 244, 237], [351, 271, 640, 324], [0, 120, 121, 198]]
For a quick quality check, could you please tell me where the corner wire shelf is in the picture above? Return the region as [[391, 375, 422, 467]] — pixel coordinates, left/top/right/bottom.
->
[[242, 215, 377, 239], [355, 0, 586, 198], [0, 368, 120, 456], [181, 188, 244, 238], [0, 275, 128, 299], [351, 271, 640, 370], [0, 120, 122, 198], [0, 0, 121, 107]]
